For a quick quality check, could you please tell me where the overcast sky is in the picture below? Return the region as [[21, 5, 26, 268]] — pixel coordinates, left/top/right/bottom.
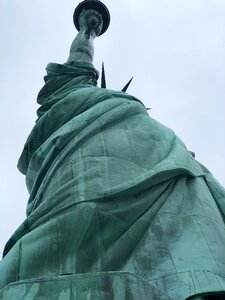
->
[[0, 0, 225, 256]]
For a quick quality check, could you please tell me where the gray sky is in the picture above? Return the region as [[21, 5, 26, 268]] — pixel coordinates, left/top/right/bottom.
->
[[0, 0, 225, 256]]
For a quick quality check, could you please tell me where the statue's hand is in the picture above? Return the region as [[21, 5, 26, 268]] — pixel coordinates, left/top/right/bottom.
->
[[79, 9, 103, 37]]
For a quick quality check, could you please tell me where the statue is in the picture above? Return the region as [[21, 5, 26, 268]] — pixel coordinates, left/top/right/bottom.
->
[[0, 1, 225, 299]]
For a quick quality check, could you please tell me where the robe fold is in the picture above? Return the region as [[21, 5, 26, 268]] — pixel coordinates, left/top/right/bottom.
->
[[1, 61, 225, 299]]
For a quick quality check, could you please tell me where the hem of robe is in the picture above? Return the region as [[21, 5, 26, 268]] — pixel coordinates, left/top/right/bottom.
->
[[0, 271, 172, 300], [1, 271, 225, 300]]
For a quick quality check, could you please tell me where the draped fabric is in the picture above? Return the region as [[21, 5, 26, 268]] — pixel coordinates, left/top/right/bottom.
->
[[1, 61, 225, 299]]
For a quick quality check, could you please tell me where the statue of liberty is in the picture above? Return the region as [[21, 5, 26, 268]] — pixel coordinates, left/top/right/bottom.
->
[[0, 1, 225, 299]]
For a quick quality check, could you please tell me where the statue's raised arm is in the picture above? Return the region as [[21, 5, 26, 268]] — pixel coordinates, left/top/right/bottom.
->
[[67, 9, 103, 63]]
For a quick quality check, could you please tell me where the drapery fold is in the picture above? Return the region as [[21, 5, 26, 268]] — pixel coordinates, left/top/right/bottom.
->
[[1, 61, 225, 299]]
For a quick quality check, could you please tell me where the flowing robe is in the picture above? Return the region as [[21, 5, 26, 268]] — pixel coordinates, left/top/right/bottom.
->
[[1, 61, 225, 299]]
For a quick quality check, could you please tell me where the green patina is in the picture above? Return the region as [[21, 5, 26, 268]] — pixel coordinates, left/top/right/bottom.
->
[[1, 2, 225, 299]]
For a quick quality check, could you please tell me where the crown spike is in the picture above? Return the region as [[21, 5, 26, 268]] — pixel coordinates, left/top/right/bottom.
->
[[121, 77, 134, 92], [101, 62, 106, 88]]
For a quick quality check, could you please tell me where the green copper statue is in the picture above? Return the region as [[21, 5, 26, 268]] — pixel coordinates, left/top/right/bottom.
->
[[1, 1, 225, 299]]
